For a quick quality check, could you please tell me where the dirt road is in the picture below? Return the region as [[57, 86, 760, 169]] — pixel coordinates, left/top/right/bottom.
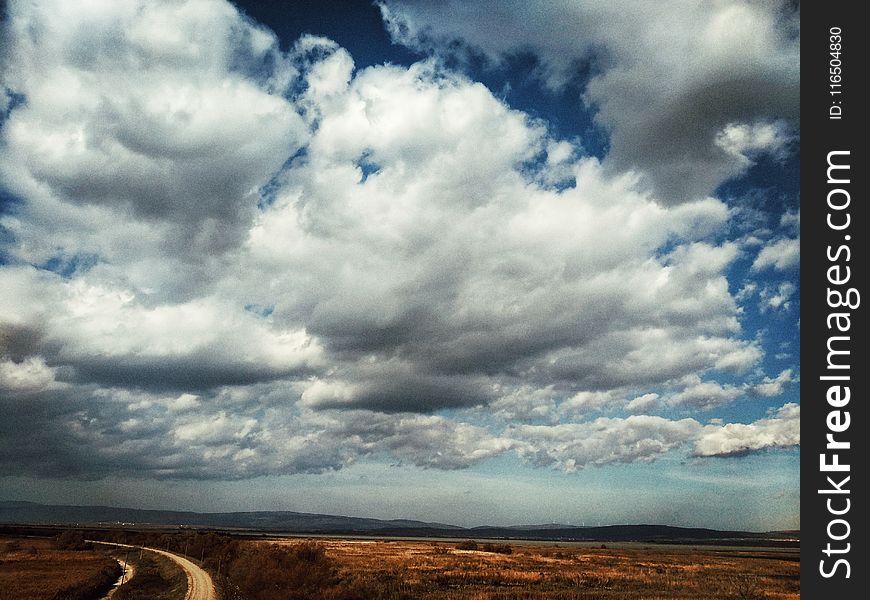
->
[[93, 542, 216, 600], [148, 547, 216, 600]]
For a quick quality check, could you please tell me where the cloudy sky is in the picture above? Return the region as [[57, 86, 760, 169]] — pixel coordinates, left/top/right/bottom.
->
[[0, 0, 799, 531]]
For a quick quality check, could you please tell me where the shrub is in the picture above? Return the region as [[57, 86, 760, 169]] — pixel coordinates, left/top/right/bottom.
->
[[225, 541, 338, 600], [481, 543, 512, 555], [456, 540, 479, 551], [293, 541, 327, 563], [56, 530, 90, 551]]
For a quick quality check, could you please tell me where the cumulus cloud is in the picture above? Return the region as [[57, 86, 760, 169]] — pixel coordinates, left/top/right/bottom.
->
[[170, 393, 201, 413], [734, 282, 758, 303], [752, 238, 800, 271], [0, 0, 798, 480], [560, 390, 617, 416], [512, 416, 703, 472], [0, 381, 513, 478], [234, 57, 757, 405], [694, 403, 800, 457], [625, 393, 660, 413], [748, 369, 794, 398], [780, 210, 800, 231], [668, 377, 743, 411], [0, 266, 323, 392], [0, 356, 59, 395], [487, 385, 561, 424], [325, 411, 514, 470], [715, 120, 793, 164], [299, 371, 494, 413], [760, 282, 797, 312], [378, 0, 799, 203], [667, 369, 795, 411], [1, 0, 307, 296]]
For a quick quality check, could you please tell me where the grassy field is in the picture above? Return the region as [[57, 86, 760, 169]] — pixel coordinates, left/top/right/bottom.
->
[[0, 536, 121, 600], [269, 538, 800, 600], [110, 550, 187, 600], [0, 528, 800, 599]]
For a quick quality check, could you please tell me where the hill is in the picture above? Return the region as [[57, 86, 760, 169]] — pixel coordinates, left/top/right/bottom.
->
[[0, 501, 797, 545]]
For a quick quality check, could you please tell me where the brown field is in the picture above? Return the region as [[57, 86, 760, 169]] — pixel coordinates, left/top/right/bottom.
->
[[0, 528, 799, 600], [110, 550, 188, 600], [268, 538, 800, 600], [0, 536, 121, 600]]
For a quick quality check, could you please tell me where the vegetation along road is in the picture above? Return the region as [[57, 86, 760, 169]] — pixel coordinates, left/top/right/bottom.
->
[[94, 541, 216, 600]]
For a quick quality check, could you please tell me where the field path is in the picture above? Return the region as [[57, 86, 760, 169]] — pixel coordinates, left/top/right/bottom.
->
[[92, 541, 216, 600], [101, 558, 134, 599], [148, 547, 216, 600]]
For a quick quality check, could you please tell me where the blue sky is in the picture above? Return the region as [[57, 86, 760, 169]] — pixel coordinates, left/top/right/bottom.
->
[[0, 0, 799, 530]]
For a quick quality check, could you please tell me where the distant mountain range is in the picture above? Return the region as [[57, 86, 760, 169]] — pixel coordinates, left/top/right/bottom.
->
[[0, 501, 798, 545]]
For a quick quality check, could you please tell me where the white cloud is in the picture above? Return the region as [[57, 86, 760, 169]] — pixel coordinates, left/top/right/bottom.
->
[[625, 392, 660, 413], [1, 0, 307, 295], [735, 282, 758, 302], [669, 377, 743, 411], [749, 369, 794, 397], [715, 120, 793, 164], [170, 393, 201, 413], [780, 210, 800, 230], [513, 416, 703, 472], [488, 385, 560, 423], [0, 0, 795, 480], [379, 0, 799, 202], [331, 412, 515, 470], [299, 37, 355, 102], [752, 238, 800, 271], [173, 411, 258, 445], [760, 282, 796, 312], [560, 390, 616, 416], [0, 266, 323, 391], [668, 368, 794, 411], [238, 58, 757, 406], [694, 403, 800, 457], [0, 356, 59, 394]]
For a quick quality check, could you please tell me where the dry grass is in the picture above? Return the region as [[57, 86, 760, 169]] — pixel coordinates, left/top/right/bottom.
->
[[111, 550, 188, 600], [268, 538, 800, 600], [2, 528, 797, 600], [0, 536, 121, 600]]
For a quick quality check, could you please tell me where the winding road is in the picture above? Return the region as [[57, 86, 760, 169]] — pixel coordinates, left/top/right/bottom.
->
[[93, 542, 216, 600]]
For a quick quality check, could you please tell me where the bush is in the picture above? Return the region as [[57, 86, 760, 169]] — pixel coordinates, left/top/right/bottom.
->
[[56, 530, 90, 551], [293, 541, 327, 563], [225, 541, 338, 600], [456, 540, 479, 551], [481, 543, 512, 555]]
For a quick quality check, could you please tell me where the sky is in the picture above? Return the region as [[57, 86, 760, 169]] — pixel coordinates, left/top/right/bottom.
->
[[0, 0, 800, 531]]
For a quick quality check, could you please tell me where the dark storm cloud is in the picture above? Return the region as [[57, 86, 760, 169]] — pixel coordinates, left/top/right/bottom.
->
[[302, 372, 494, 413], [0, 322, 51, 361], [598, 72, 798, 202], [67, 356, 312, 392]]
